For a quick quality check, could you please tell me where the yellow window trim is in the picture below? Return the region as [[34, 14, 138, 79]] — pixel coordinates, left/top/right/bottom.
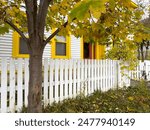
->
[[12, 32, 29, 58], [99, 45, 105, 59], [95, 44, 105, 59], [51, 29, 71, 59], [80, 37, 84, 59], [95, 43, 99, 59]]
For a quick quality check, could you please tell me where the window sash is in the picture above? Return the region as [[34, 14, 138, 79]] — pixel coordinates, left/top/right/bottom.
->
[[55, 42, 66, 56]]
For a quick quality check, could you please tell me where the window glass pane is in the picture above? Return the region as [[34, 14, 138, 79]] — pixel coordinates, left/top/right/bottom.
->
[[19, 37, 29, 54], [55, 35, 66, 42], [56, 42, 66, 56]]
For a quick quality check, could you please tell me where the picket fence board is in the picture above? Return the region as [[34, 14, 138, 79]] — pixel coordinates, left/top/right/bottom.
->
[[9, 59, 16, 112], [1, 58, 7, 112], [68, 60, 73, 99], [59, 60, 64, 101], [49, 59, 54, 104], [17, 58, 23, 111], [73, 60, 77, 98], [24, 59, 29, 107], [84, 60, 88, 96], [44, 58, 48, 106]]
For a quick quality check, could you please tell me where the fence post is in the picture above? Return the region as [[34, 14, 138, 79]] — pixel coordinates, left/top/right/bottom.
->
[[117, 61, 122, 88], [1, 58, 8, 112], [24, 59, 29, 107], [17, 58, 23, 111], [9, 58, 16, 112], [77, 60, 81, 94], [80, 60, 84, 95], [59, 60, 64, 101], [113, 61, 118, 89], [91, 60, 94, 92], [84, 60, 88, 96], [97, 60, 100, 91], [93, 60, 96, 91], [69, 60, 73, 98], [100, 60, 105, 91], [103, 60, 107, 91], [73, 60, 77, 98], [54, 60, 59, 102], [44, 58, 48, 106], [49, 59, 54, 104], [64, 60, 69, 99]]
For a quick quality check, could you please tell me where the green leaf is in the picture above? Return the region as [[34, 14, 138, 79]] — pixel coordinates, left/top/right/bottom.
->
[[70, 0, 108, 20], [0, 24, 9, 35]]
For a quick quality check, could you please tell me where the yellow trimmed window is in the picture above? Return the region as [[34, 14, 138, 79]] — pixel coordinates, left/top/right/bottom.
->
[[51, 34, 71, 59], [12, 32, 29, 58]]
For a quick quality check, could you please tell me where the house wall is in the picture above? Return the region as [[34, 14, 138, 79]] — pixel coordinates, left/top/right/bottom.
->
[[0, 31, 81, 59], [43, 44, 51, 58], [71, 35, 81, 59], [0, 30, 13, 57]]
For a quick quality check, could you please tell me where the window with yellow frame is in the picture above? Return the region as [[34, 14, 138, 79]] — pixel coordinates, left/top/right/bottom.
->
[[51, 33, 71, 59], [12, 32, 29, 58], [13, 31, 71, 59]]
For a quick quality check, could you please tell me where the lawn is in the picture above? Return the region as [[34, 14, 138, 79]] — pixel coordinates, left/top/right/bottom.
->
[[21, 81, 150, 113], [42, 82, 150, 113]]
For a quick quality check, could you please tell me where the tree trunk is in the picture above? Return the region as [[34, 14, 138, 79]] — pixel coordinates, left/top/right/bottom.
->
[[145, 43, 149, 60], [27, 48, 44, 113], [140, 43, 144, 62], [137, 46, 140, 60]]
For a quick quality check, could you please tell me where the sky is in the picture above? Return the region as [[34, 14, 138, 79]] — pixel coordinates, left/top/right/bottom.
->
[[133, 0, 149, 4], [133, 0, 149, 19]]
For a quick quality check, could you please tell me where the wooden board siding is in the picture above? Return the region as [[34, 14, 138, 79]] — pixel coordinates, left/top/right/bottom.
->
[[71, 35, 81, 59], [0, 30, 13, 57], [0, 31, 81, 59], [43, 44, 51, 58]]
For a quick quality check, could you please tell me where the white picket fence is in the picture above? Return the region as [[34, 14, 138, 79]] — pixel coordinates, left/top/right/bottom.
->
[[0, 58, 120, 112], [131, 61, 150, 80], [0, 58, 150, 113]]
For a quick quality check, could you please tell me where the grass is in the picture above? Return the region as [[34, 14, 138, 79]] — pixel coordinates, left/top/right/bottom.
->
[[22, 81, 150, 113]]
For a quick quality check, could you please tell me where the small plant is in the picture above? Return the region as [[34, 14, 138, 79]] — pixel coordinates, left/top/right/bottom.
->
[[21, 82, 150, 113], [43, 83, 150, 113]]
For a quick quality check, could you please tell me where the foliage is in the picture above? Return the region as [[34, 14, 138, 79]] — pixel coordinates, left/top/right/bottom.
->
[[42, 83, 150, 113], [0, 0, 148, 63], [70, 0, 149, 70], [70, 0, 108, 20], [133, 0, 150, 61], [0, 0, 82, 37], [0, 0, 147, 62]]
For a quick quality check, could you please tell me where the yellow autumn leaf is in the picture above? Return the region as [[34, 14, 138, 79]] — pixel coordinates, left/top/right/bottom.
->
[[128, 96, 134, 101]]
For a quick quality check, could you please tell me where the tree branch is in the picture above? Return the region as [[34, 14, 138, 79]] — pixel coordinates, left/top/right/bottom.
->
[[24, 0, 34, 37], [44, 21, 68, 44], [37, 0, 51, 37], [33, 0, 37, 32], [4, 19, 28, 42]]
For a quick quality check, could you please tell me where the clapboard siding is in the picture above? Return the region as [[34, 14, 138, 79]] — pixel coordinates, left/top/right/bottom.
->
[[43, 44, 51, 58], [0, 31, 13, 57], [71, 35, 81, 59], [0, 31, 81, 59], [43, 32, 52, 58]]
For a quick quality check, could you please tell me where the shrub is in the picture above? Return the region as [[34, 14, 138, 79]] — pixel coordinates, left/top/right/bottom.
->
[[22, 82, 150, 113]]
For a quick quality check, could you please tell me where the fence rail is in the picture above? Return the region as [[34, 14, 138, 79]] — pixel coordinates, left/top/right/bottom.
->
[[0, 58, 150, 113]]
